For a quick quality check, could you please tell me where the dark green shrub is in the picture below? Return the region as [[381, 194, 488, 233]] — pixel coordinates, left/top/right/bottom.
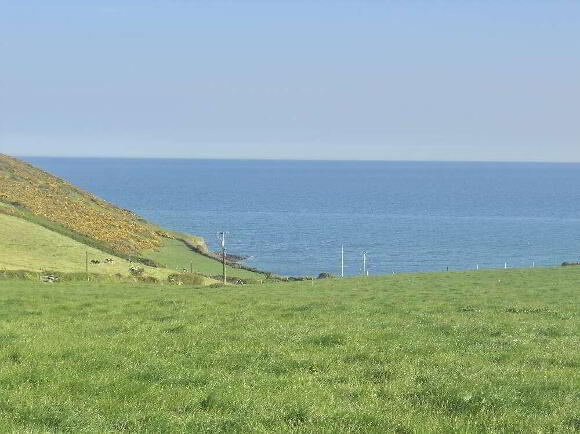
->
[[318, 272, 334, 279], [135, 257, 159, 267]]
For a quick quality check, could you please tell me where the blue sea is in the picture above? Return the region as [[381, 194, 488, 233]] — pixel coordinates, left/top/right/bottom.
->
[[24, 158, 580, 276]]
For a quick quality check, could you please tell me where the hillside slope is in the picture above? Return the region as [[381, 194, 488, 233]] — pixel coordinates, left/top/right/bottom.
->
[[0, 154, 161, 256], [0, 154, 267, 281]]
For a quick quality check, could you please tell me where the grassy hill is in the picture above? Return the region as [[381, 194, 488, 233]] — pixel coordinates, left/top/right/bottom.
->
[[0, 154, 267, 282], [0, 267, 578, 432]]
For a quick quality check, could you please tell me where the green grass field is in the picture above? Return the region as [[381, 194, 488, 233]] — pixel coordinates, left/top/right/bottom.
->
[[143, 238, 266, 281], [0, 267, 578, 432]]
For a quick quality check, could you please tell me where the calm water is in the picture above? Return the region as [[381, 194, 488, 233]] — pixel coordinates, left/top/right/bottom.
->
[[25, 158, 580, 276]]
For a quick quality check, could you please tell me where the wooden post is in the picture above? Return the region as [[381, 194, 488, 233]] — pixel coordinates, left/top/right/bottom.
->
[[217, 231, 228, 286], [222, 247, 226, 285]]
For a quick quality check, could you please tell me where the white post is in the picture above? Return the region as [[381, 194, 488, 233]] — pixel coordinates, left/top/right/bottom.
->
[[504, 262, 507, 269], [363, 251, 366, 276], [341, 244, 344, 278], [476, 264, 479, 270], [222, 232, 226, 284], [532, 261, 535, 268]]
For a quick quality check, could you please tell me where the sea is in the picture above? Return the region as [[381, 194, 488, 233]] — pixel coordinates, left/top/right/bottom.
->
[[24, 158, 580, 277]]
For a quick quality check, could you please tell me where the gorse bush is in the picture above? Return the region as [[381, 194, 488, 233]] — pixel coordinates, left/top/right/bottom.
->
[[0, 154, 161, 255]]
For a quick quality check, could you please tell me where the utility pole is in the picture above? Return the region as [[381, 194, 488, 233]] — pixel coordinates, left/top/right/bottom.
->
[[218, 231, 228, 285], [341, 244, 344, 277]]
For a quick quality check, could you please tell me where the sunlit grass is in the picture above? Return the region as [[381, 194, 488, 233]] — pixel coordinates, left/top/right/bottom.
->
[[0, 267, 578, 432]]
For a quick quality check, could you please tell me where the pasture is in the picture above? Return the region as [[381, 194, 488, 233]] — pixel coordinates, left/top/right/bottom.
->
[[143, 237, 266, 281], [0, 267, 578, 432]]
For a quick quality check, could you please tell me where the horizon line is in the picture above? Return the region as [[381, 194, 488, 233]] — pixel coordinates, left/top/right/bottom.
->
[[13, 154, 580, 165]]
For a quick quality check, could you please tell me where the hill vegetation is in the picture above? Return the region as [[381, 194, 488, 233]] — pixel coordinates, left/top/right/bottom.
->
[[0, 154, 266, 282], [0, 268, 578, 432], [0, 154, 162, 256]]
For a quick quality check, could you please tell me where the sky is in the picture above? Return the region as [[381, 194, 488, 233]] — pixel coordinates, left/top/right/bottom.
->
[[1, 1, 579, 161]]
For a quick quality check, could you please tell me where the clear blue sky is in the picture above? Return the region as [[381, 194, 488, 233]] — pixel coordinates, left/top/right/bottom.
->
[[1, 1, 579, 161]]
